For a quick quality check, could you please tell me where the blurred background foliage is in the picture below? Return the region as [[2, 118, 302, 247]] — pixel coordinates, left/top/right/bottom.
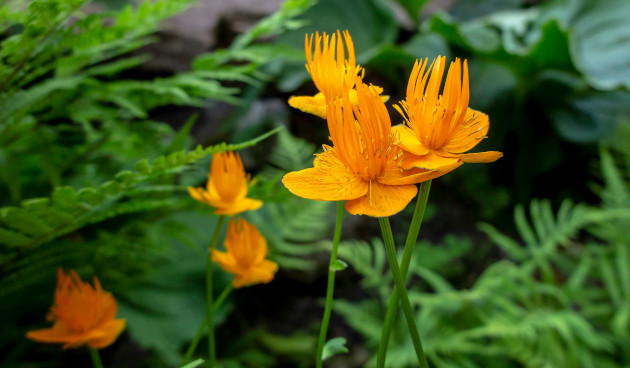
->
[[0, 0, 629, 367]]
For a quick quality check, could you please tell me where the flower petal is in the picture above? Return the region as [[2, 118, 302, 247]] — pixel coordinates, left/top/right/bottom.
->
[[401, 152, 460, 170], [84, 319, 126, 349], [379, 161, 463, 185], [232, 260, 278, 288], [212, 250, 241, 275], [443, 108, 490, 153], [282, 150, 368, 201], [392, 124, 430, 156], [288, 88, 389, 119], [214, 198, 263, 216], [345, 181, 417, 217], [188, 187, 209, 204], [288, 93, 327, 119], [27, 322, 76, 345], [456, 151, 503, 163]]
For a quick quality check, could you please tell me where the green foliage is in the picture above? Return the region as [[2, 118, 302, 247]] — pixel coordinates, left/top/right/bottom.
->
[[249, 129, 334, 271], [0, 0, 305, 207], [181, 359, 205, 368], [332, 147, 630, 368], [0, 0, 312, 365], [272, 0, 398, 91], [322, 337, 349, 360], [0, 129, 279, 250]]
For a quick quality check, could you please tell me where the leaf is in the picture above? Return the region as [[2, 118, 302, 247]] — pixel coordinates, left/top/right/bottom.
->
[[0, 127, 282, 250], [116, 212, 231, 365], [180, 359, 205, 368], [231, 0, 315, 50], [401, 33, 450, 61], [547, 90, 630, 143], [329, 259, 348, 272], [428, 7, 573, 75], [394, 0, 429, 21], [428, 13, 500, 54], [322, 337, 349, 360], [274, 0, 398, 91], [570, 0, 630, 90], [449, 0, 522, 21], [165, 113, 197, 154]]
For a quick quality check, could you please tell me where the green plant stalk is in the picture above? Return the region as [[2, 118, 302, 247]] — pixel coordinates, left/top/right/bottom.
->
[[89, 348, 105, 368], [379, 217, 429, 368], [206, 215, 226, 368], [181, 284, 233, 366], [377, 181, 432, 367], [316, 201, 344, 368]]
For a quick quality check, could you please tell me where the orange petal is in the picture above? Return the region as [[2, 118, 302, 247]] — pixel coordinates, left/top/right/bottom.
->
[[345, 181, 417, 217], [84, 319, 126, 349], [443, 108, 490, 153], [212, 250, 241, 275], [282, 150, 368, 201], [392, 124, 430, 156], [379, 161, 463, 185], [232, 260, 278, 288], [188, 187, 209, 204], [27, 322, 76, 345], [401, 152, 460, 170], [288, 94, 327, 119], [214, 197, 263, 216], [456, 151, 503, 163]]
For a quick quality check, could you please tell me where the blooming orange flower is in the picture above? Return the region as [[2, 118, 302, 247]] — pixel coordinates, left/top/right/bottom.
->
[[288, 30, 387, 118], [211, 218, 278, 288], [26, 269, 125, 349], [283, 76, 460, 217], [188, 151, 262, 215], [393, 56, 502, 170]]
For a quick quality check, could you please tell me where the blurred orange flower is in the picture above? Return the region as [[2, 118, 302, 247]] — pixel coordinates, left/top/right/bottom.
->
[[393, 56, 503, 170], [288, 30, 387, 118], [212, 218, 278, 288], [283, 77, 458, 217], [26, 269, 125, 349], [188, 151, 262, 215]]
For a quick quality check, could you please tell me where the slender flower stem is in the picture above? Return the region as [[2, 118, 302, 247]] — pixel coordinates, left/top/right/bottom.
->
[[89, 348, 105, 368], [207, 215, 226, 368], [379, 217, 429, 368], [377, 181, 432, 367], [181, 284, 233, 366], [316, 201, 344, 368]]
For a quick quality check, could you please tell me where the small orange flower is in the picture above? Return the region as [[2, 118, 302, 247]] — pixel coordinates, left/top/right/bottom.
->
[[393, 56, 502, 170], [26, 269, 125, 349], [283, 76, 458, 217], [211, 218, 278, 288], [288, 31, 387, 118], [188, 151, 262, 215]]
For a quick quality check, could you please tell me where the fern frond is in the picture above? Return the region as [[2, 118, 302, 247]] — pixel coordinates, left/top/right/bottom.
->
[[0, 127, 281, 252], [335, 238, 388, 292], [230, 0, 315, 50], [599, 146, 629, 208], [248, 196, 332, 271]]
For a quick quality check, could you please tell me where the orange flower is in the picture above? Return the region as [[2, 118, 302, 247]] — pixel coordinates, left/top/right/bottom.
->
[[393, 56, 503, 170], [211, 218, 278, 288], [288, 31, 387, 118], [188, 151, 262, 215], [26, 269, 125, 349], [283, 77, 459, 217]]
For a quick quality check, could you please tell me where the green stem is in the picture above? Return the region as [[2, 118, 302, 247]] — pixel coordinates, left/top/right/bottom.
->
[[207, 215, 226, 368], [181, 284, 233, 366], [377, 181, 432, 367], [378, 217, 429, 368], [315, 201, 344, 368], [89, 348, 105, 368]]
